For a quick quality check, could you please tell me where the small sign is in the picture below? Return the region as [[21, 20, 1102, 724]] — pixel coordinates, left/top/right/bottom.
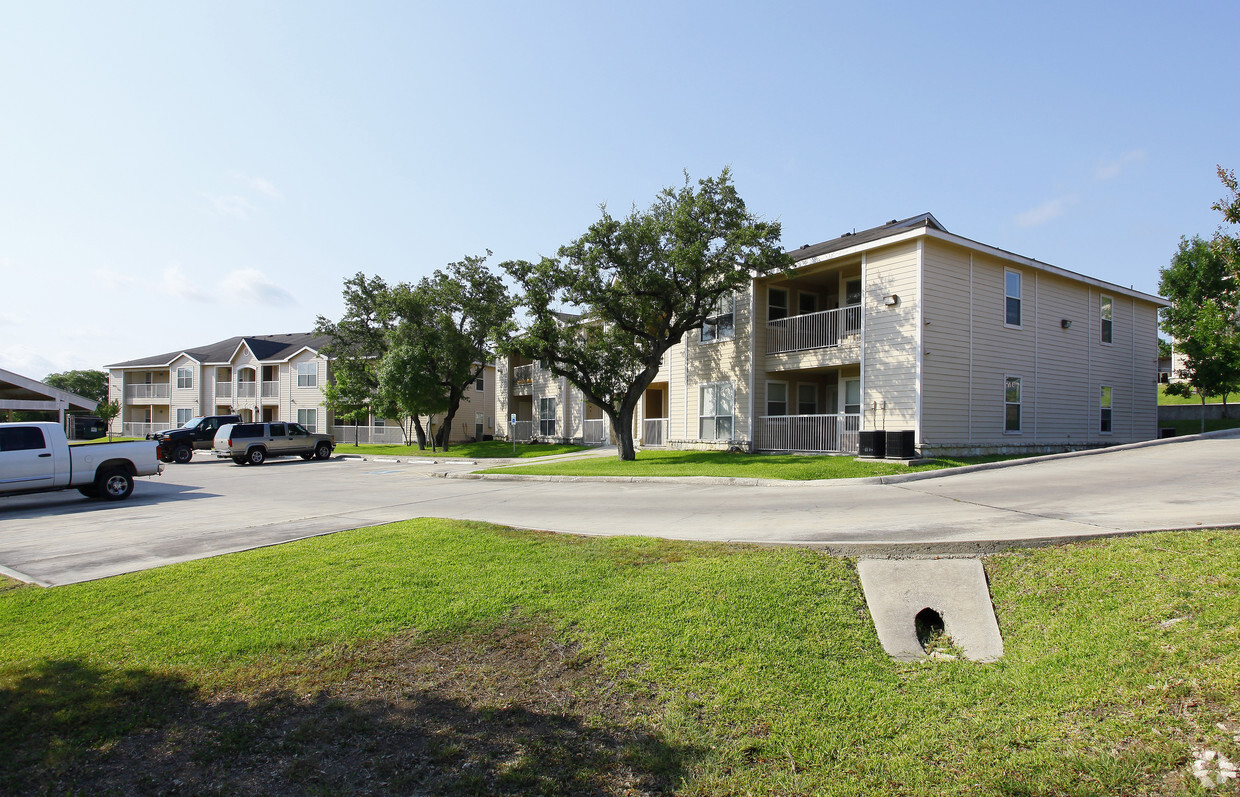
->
[[510, 413, 516, 425]]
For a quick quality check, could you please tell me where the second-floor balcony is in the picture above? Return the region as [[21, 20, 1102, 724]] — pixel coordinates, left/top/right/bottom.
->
[[512, 364, 534, 395], [215, 382, 232, 398], [236, 382, 257, 399], [766, 305, 862, 355], [125, 383, 170, 400], [261, 381, 279, 399]]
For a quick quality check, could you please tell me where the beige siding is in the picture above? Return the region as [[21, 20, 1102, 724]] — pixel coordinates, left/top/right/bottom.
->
[[673, 287, 753, 447], [862, 241, 920, 432], [920, 242, 972, 443]]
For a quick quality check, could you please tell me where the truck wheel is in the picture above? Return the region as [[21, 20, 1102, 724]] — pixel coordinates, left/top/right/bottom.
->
[[247, 447, 266, 465], [173, 445, 193, 464], [314, 442, 332, 460], [96, 467, 134, 501]]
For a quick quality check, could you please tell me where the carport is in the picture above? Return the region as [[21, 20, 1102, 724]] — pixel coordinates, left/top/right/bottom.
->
[[0, 367, 99, 424]]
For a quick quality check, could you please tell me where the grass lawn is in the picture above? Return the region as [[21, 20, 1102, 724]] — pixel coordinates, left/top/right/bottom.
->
[[477, 449, 1029, 480], [332, 439, 588, 458], [68, 436, 143, 445], [1158, 385, 1240, 406], [3, 521, 1237, 795], [1162, 417, 1240, 436]]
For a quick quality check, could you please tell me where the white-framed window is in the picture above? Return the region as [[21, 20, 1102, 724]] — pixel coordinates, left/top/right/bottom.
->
[[797, 384, 818, 415], [1005, 270, 1022, 327], [768, 287, 788, 321], [176, 408, 193, 425], [844, 379, 861, 415], [766, 381, 787, 416], [798, 292, 818, 315], [1100, 295, 1113, 344], [1100, 386, 1112, 434], [297, 408, 317, 432], [374, 417, 385, 428], [176, 366, 193, 389], [699, 381, 734, 440], [538, 397, 557, 437], [475, 374, 485, 391], [297, 362, 318, 387], [844, 279, 863, 333], [701, 294, 735, 342], [1005, 375, 1022, 433]]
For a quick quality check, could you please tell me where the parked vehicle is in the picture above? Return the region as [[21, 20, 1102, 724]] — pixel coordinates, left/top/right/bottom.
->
[[148, 414, 241, 463], [0, 422, 163, 501], [213, 422, 335, 465]]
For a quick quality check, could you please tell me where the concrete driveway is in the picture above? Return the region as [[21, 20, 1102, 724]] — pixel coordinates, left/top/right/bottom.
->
[[2, 433, 1238, 586]]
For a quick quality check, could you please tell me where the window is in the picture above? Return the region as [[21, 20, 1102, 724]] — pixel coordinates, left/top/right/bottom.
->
[[1100, 386, 1112, 433], [845, 279, 862, 306], [176, 408, 193, 426], [699, 381, 734, 440], [475, 374, 484, 391], [766, 382, 787, 416], [297, 362, 318, 387], [797, 384, 818, 415], [538, 397, 557, 437], [701, 294, 735, 342], [289, 424, 308, 437], [1005, 270, 1022, 327], [844, 379, 861, 415], [1100, 295, 1113, 344], [374, 417, 385, 428], [768, 288, 788, 321], [297, 408, 317, 432], [269, 422, 287, 437], [798, 292, 819, 315], [176, 367, 193, 389], [1005, 376, 1022, 433], [0, 426, 46, 451]]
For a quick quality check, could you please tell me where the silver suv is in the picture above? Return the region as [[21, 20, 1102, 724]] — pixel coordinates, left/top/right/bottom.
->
[[213, 422, 335, 465]]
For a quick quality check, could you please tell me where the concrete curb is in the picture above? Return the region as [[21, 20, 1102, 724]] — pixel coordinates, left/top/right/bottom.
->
[[433, 428, 1240, 487]]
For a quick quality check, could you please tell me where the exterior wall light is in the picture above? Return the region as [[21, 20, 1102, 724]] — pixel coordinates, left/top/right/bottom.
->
[[884, 294, 899, 307], [1061, 319, 1072, 329]]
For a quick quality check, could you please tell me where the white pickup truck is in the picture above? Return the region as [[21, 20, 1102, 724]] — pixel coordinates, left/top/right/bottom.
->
[[0, 422, 163, 501]]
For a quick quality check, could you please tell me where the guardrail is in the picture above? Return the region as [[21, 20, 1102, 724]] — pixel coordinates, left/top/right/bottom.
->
[[766, 305, 861, 354], [642, 418, 668, 446], [755, 413, 860, 453]]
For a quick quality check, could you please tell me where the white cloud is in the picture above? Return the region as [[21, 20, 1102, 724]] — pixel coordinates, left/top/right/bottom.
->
[[206, 193, 257, 219], [234, 172, 283, 200], [1094, 150, 1147, 181], [219, 268, 295, 306], [0, 312, 24, 326], [159, 264, 214, 302], [1014, 195, 1077, 228], [90, 268, 138, 288]]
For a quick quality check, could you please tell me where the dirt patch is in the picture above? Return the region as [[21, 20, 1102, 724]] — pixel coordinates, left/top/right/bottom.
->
[[2, 623, 693, 795]]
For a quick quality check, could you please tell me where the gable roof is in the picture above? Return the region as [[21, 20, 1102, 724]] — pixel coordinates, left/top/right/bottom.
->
[[106, 332, 332, 368], [787, 212, 1167, 306]]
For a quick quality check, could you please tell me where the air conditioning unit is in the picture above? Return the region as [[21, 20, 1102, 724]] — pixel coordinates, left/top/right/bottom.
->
[[858, 430, 885, 458], [885, 430, 916, 459]]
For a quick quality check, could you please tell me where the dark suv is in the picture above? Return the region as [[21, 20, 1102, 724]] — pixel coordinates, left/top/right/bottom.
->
[[149, 415, 242, 464]]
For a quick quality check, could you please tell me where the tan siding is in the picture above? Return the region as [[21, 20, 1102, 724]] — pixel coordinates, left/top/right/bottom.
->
[[920, 241, 972, 443], [863, 242, 919, 431]]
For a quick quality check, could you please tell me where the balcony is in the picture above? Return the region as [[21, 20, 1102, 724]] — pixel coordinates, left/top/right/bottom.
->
[[261, 381, 279, 399], [766, 305, 861, 354], [125, 384, 169, 401], [215, 382, 232, 399], [121, 422, 170, 437], [512, 420, 533, 441], [755, 413, 861, 454], [642, 418, 668, 447], [236, 382, 257, 399], [512, 364, 534, 395], [583, 419, 606, 445], [329, 424, 407, 445]]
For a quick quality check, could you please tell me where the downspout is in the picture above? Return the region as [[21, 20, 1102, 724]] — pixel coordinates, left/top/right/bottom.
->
[[1130, 300, 1136, 439], [748, 283, 756, 450], [1033, 271, 1038, 442], [915, 239, 924, 449], [859, 253, 867, 430], [968, 254, 974, 444]]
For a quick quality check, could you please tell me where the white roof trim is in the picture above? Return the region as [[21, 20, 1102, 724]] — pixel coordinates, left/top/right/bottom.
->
[[228, 340, 257, 364], [276, 345, 321, 363], [0, 367, 99, 411], [789, 225, 1167, 307]]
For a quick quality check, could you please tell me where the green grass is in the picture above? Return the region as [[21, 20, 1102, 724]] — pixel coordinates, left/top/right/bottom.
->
[[1158, 385, 1240, 406], [4, 521, 1236, 794], [1162, 417, 1240, 436], [332, 439, 589, 458], [68, 436, 142, 445], [478, 449, 1025, 480]]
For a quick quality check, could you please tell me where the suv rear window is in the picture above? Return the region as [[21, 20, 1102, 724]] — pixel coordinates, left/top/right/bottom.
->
[[232, 424, 264, 439]]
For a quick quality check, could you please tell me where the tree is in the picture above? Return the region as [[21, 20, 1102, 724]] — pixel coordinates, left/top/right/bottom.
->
[[503, 169, 790, 461], [1160, 235, 1240, 429], [96, 399, 120, 441], [43, 370, 108, 403]]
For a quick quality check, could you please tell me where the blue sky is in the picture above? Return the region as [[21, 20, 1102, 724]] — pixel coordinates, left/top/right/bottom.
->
[[2, 1, 1237, 376]]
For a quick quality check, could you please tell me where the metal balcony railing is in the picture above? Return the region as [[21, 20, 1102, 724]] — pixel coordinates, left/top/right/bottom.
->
[[642, 418, 668, 446], [755, 413, 861, 453], [766, 304, 862, 354], [125, 384, 170, 400]]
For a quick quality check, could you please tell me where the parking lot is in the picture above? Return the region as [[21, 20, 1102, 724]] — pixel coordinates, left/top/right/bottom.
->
[[3, 433, 1240, 586]]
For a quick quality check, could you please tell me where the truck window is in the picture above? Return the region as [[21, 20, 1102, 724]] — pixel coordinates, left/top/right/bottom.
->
[[234, 424, 263, 438], [269, 423, 286, 436], [289, 424, 308, 436], [0, 427, 47, 451]]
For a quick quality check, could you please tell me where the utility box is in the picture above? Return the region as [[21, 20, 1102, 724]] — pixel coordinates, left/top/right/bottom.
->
[[858, 430, 885, 458], [885, 430, 916, 459]]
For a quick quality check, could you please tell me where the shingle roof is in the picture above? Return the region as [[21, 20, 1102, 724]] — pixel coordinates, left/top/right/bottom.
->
[[788, 212, 946, 263], [106, 332, 331, 368]]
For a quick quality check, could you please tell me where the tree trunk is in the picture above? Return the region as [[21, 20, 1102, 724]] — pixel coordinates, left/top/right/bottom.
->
[[438, 396, 460, 452], [411, 416, 428, 449]]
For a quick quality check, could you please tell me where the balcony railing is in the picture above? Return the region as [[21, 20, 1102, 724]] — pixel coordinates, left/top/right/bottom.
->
[[583, 419, 606, 445], [125, 384, 169, 400], [121, 422, 170, 438], [215, 382, 232, 398], [755, 413, 861, 453], [766, 305, 862, 354], [236, 382, 257, 398], [261, 381, 279, 398], [642, 418, 668, 447], [512, 364, 534, 395], [512, 420, 533, 441]]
